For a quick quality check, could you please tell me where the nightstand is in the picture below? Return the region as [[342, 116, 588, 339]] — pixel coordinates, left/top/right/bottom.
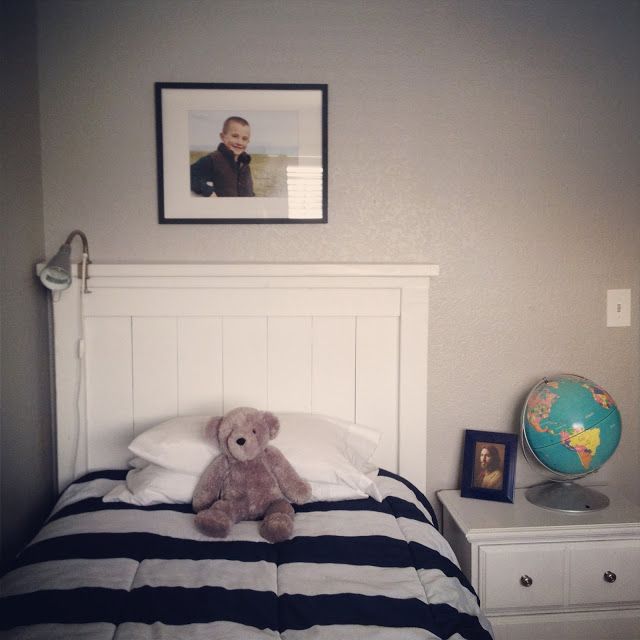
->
[[438, 486, 640, 640]]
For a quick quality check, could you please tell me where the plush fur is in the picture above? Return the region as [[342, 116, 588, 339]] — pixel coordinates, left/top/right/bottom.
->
[[192, 407, 312, 542]]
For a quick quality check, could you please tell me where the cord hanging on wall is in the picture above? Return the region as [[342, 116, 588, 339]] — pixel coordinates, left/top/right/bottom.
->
[[39, 229, 91, 294], [39, 229, 92, 477]]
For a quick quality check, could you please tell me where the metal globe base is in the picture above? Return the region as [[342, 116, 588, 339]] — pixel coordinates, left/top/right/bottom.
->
[[525, 482, 609, 513]]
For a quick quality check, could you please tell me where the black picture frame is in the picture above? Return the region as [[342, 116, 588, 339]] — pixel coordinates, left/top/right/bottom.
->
[[461, 429, 518, 503], [155, 82, 328, 224]]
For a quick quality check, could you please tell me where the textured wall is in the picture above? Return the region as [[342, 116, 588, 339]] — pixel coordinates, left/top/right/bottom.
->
[[1, 0, 53, 566], [38, 0, 639, 504]]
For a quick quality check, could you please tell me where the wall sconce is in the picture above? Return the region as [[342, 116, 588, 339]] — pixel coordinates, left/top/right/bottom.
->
[[40, 230, 91, 294]]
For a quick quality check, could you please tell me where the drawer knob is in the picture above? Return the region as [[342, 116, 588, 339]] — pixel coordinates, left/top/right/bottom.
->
[[520, 575, 533, 587], [603, 571, 617, 583]]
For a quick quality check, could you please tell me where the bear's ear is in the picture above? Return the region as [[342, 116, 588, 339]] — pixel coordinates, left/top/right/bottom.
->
[[205, 416, 223, 442], [263, 411, 280, 439]]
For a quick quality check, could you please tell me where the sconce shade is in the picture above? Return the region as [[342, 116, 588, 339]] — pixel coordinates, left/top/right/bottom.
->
[[39, 230, 91, 293], [40, 244, 72, 290]]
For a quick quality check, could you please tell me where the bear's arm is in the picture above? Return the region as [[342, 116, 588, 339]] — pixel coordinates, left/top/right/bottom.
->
[[264, 446, 312, 505], [192, 455, 229, 513]]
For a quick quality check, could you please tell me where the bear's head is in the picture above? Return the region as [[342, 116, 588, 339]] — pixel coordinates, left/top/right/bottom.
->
[[205, 407, 280, 462]]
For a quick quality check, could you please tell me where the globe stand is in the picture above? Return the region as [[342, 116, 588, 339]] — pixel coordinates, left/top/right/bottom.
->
[[525, 482, 609, 513]]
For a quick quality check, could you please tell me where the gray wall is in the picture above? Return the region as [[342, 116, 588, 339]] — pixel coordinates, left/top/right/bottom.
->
[[1, 0, 53, 567], [36, 1, 640, 505]]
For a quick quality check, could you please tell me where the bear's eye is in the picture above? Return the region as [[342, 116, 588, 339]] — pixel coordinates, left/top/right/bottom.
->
[[252, 429, 256, 434]]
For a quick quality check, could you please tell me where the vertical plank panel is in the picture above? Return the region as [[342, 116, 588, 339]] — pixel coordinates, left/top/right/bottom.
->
[[311, 317, 356, 420], [132, 317, 178, 434], [85, 317, 133, 471], [356, 317, 399, 472], [268, 317, 313, 412], [178, 317, 224, 416], [223, 317, 268, 410]]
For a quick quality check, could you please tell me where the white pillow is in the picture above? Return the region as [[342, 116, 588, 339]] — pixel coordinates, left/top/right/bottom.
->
[[127, 415, 216, 474], [103, 460, 381, 506], [107, 412, 382, 504], [103, 463, 196, 506]]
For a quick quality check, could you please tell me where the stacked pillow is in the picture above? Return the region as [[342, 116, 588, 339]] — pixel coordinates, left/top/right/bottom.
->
[[103, 412, 382, 506]]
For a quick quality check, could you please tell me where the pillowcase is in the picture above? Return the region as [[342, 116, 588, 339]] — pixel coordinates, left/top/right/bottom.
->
[[127, 415, 216, 474], [104, 412, 382, 505], [103, 461, 196, 506]]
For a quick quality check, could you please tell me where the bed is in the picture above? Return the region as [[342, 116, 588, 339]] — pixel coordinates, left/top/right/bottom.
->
[[1, 263, 494, 639]]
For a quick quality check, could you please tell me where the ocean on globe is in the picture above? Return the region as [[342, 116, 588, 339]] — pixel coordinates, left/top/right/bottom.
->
[[522, 374, 621, 478]]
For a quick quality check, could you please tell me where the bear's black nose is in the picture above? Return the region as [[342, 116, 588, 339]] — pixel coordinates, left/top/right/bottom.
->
[[236, 437, 246, 446]]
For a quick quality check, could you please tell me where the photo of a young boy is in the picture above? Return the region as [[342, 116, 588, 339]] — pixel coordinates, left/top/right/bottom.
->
[[190, 116, 255, 197]]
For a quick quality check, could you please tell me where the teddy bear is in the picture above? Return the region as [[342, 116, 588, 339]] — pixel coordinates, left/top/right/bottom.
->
[[192, 407, 312, 543]]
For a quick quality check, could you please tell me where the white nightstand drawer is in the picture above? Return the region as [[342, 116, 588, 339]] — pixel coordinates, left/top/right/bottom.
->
[[481, 543, 565, 611], [569, 540, 640, 605]]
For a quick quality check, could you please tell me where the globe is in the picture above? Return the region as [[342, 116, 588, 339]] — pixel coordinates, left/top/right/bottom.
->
[[521, 374, 622, 512]]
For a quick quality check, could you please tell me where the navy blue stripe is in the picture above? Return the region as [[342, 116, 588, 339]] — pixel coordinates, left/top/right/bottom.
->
[[49, 497, 195, 522], [296, 495, 384, 513], [15, 533, 278, 567], [282, 535, 416, 567], [54, 469, 128, 503], [0, 586, 276, 630], [75, 468, 128, 482], [0, 587, 492, 638], [15, 531, 462, 576], [386, 495, 431, 524], [51, 489, 431, 529], [279, 593, 492, 639], [378, 468, 439, 530], [57, 469, 438, 527]]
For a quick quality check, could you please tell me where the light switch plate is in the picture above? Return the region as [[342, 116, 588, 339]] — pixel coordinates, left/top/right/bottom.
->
[[607, 289, 631, 327]]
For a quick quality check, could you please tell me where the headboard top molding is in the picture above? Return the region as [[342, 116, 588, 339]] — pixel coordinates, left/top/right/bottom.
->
[[85, 263, 440, 278], [50, 263, 438, 494]]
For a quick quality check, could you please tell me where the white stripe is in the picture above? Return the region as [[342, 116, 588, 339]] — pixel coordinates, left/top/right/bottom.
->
[[278, 562, 428, 601], [132, 559, 275, 592], [417, 569, 481, 615], [1, 558, 138, 596], [293, 509, 403, 539], [49, 477, 124, 515], [31, 506, 409, 545], [282, 624, 442, 639], [397, 516, 460, 566], [114, 621, 278, 639]]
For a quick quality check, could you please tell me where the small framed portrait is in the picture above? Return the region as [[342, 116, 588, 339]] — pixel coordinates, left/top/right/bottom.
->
[[461, 429, 518, 503], [155, 82, 328, 224]]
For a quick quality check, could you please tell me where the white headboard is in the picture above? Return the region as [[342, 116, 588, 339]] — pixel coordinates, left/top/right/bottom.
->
[[50, 263, 438, 494]]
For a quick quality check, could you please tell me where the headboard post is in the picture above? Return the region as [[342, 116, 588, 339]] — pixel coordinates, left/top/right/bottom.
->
[[398, 283, 431, 492]]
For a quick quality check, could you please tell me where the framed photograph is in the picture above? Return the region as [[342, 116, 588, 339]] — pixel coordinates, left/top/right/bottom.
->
[[155, 82, 328, 224], [461, 429, 518, 503]]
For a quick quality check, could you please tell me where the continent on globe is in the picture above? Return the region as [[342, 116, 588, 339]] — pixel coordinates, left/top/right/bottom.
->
[[586, 384, 615, 411], [560, 427, 600, 470], [526, 385, 559, 433]]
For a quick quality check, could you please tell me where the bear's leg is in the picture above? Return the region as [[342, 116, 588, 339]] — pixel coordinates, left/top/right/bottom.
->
[[259, 499, 295, 543], [195, 499, 238, 538]]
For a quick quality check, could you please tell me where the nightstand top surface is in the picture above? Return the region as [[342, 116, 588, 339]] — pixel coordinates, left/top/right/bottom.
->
[[438, 486, 640, 537]]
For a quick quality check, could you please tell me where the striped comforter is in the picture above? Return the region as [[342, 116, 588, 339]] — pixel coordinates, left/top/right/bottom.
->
[[1, 469, 493, 639]]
